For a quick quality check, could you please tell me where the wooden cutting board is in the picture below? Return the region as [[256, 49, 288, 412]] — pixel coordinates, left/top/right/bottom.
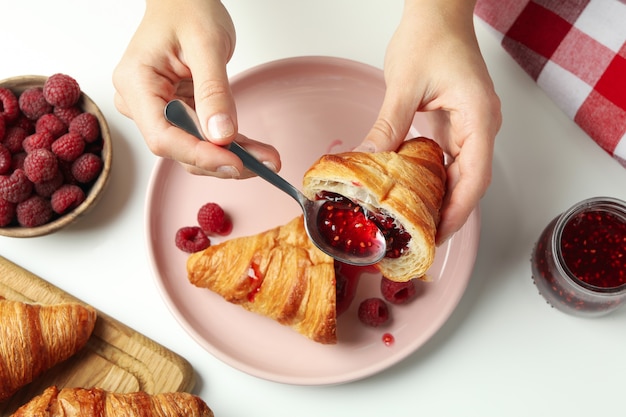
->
[[0, 256, 196, 416]]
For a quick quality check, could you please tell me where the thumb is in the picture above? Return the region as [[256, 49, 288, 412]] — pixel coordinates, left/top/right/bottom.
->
[[188, 53, 238, 145], [356, 91, 415, 152]]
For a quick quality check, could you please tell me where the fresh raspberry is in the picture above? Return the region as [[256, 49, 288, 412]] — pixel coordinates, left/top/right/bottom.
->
[[0, 197, 16, 226], [53, 105, 82, 125], [12, 114, 35, 134], [51, 184, 85, 214], [24, 148, 58, 183], [23, 131, 55, 153], [0, 88, 19, 123], [16, 195, 53, 227], [197, 202, 232, 235], [0, 169, 33, 203], [43, 73, 81, 108], [71, 153, 102, 183], [0, 115, 5, 140], [0, 144, 11, 175], [175, 226, 211, 253], [18, 87, 52, 120], [36, 113, 67, 138], [69, 112, 100, 143], [357, 298, 390, 327], [380, 277, 418, 305], [34, 170, 63, 197], [2, 126, 27, 153], [52, 132, 85, 161]]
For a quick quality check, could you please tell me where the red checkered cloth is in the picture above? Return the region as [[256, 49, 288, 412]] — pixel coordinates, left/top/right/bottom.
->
[[474, 0, 626, 168]]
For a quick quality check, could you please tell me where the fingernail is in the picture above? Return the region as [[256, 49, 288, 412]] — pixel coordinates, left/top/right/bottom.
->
[[216, 165, 240, 178], [208, 113, 234, 140], [262, 161, 278, 172], [352, 141, 376, 153]]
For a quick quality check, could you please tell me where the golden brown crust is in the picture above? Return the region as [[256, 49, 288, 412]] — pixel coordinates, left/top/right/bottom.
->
[[0, 300, 97, 402], [302, 137, 446, 282], [11, 386, 214, 417], [187, 215, 337, 344]]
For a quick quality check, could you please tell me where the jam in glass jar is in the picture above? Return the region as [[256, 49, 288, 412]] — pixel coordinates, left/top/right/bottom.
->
[[531, 197, 626, 317]]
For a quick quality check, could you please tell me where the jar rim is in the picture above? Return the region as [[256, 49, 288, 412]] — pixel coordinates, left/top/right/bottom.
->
[[551, 196, 626, 294]]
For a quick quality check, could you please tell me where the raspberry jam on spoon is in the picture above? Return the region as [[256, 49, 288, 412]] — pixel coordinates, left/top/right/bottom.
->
[[164, 99, 387, 266]]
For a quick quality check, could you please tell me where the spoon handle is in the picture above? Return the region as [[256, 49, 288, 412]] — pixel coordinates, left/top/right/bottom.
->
[[164, 99, 304, 205], [226, 141, 303, 204]]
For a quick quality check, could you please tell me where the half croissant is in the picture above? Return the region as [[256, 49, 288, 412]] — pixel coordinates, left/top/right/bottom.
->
[[187, 215, 336, 344], [302, 137, 446, 282]]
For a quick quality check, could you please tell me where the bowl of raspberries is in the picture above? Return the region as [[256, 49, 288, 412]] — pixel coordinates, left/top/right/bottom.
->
[[0, 73, 112, 237]]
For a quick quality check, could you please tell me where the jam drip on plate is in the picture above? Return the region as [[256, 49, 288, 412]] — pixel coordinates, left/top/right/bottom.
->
[[316, 192, 410, 259]]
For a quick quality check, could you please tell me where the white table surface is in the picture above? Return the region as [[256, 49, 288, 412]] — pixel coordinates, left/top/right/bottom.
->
[[3, 1, 626, 416]]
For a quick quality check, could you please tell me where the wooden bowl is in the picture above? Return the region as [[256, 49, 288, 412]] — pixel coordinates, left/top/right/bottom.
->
[[0, 75, 112, 237]]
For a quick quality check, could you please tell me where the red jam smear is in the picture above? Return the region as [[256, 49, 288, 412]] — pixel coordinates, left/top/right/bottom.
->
[[246, 263, 263, 302], [334, 262, 378, 316], [317, 192, 410, 259], [560, 209, 626, 288]]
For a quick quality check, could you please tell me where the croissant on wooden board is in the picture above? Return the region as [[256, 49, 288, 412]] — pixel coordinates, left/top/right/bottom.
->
[[302, 137, 447, 282], [187, 215, 337, 344], [0, 298, 97, 402], [10, 386, 214, 417]]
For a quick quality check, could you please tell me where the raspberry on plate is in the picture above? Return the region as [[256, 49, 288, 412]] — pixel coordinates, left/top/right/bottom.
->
[[197, 202, 232, 235], [175, 226, 211, 253], [16, 195, 53, 227], [380, 277, 418, 305], [43, 73, 81, 108], [358, 298, 390, 327], [24, 148, 58, 184], [51, 184, 85, 214], [18, 87, 52, 120]]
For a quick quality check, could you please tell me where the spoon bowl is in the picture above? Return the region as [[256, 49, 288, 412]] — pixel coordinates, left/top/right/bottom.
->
[[164, 99, 386, 265]]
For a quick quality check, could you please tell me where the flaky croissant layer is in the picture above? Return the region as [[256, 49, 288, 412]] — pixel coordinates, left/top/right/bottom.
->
[[303, 137, 447, 281], [10, 386, 214, 417], [0, 298, 97, 402]]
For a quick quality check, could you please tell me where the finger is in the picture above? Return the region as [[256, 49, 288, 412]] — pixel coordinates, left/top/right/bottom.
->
[[436, 139, 493, 245], [356, 82, 417, 153], [185, 44, 238, 146]]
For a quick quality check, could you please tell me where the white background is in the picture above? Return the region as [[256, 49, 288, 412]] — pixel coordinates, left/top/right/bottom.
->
[[2, 1, 626, 416]]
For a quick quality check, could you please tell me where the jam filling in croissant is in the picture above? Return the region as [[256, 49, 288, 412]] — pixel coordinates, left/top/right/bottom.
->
[[316, 191, 411, 259]]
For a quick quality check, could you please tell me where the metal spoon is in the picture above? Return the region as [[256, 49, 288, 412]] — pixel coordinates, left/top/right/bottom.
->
[[164, 99, 387, 266]]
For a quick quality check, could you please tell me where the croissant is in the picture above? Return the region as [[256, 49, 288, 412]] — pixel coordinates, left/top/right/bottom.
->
[[302, 137, 446, 282], [187, 215, 337, 344], [11, 386, 213, 417], [0, 298, 97, 402]]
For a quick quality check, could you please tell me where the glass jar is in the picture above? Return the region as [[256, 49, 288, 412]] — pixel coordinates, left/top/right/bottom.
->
[[531, 197, 626, 317]]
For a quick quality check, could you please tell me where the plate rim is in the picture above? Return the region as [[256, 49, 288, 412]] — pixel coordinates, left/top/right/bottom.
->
[[144, 56, 481, 385]]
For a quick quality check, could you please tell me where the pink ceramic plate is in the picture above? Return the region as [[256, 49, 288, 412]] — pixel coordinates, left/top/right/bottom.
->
[[145, 56, 480, 385]]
